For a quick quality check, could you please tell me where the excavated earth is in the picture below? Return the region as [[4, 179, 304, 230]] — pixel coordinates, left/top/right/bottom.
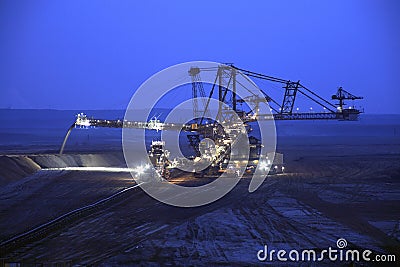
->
[[0, 138, 399, 266]]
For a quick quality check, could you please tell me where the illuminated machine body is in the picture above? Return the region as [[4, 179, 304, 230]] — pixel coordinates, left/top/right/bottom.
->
[[61, 65, 363, 177]]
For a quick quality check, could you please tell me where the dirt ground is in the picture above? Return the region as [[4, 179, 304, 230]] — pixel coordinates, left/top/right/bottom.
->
[[0, 141, 399, 266]]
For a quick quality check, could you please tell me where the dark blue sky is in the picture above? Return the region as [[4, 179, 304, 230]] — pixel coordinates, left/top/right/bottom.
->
[[1, 0, 399, 113]]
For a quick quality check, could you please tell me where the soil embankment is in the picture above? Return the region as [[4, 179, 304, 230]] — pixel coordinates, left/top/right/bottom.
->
[[0, 153, 125, 186]]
